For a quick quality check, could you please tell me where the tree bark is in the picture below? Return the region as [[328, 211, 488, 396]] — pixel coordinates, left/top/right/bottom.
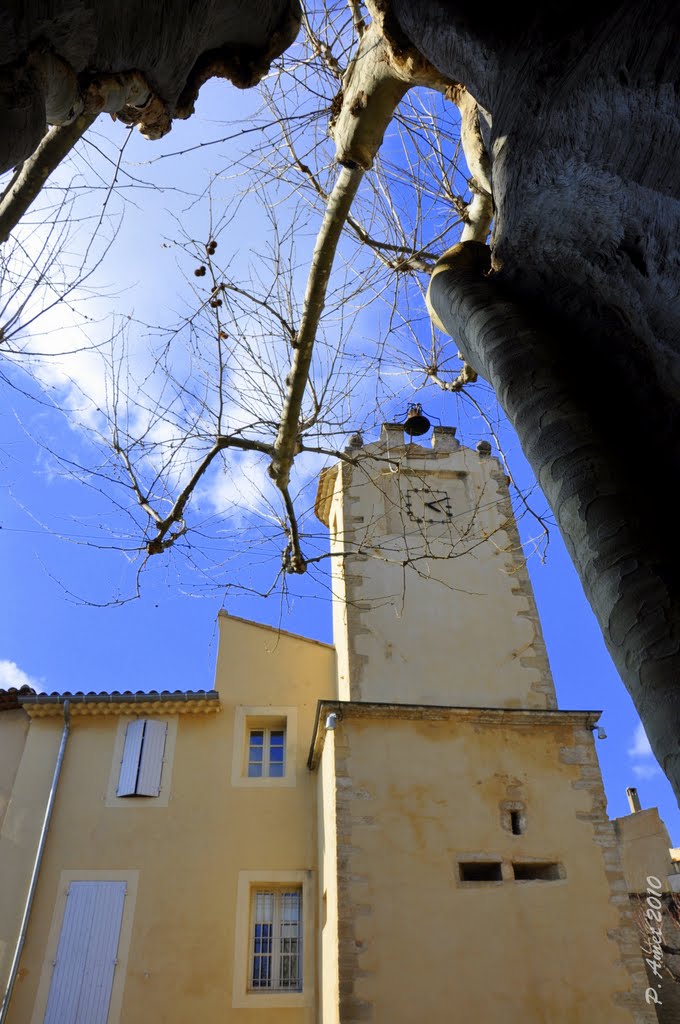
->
[[402, 0, 680, 803], [269, 165, 364, 491], [428, 242, 680, 803], [331, 19, 453, 170], [0, 0, 301, 172]]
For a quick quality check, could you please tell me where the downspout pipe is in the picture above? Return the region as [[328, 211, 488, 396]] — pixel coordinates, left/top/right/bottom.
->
[[0, 699, 71, 1023]]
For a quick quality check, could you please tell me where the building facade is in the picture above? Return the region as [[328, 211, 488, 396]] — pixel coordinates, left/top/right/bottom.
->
[[0, 423, 671, 1022]]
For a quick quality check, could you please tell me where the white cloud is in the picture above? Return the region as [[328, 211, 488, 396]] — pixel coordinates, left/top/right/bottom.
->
[[197, 449, 274, 517], [628, 721, 660, 779], [628, 722, 653, 759], [632, 762, 661, 781], [0, 659, 45, 692]]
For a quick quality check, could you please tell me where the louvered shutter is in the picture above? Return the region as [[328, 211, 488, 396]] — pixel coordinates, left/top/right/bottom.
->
[[116, 719, 145, 796], [44, 880, 126, 1024], [135, 719, 168, 796]]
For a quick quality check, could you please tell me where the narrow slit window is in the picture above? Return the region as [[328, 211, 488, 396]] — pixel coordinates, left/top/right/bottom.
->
[[510, 810, 523, 835], [459, 862, 503, 882], [248, 727, 286, 778], [513, 862, 562, 881]]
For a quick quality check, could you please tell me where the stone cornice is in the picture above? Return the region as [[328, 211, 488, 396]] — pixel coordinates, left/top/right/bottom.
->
[[21, 691, 221, 718], [307, 699, 601, 769]]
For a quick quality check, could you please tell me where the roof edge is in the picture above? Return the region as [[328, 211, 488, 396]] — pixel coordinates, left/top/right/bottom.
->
[[0, 685, 37, 712], [217, 610, 334, 649], [307, 699, 602, 770], [20, 690, 221, 718]]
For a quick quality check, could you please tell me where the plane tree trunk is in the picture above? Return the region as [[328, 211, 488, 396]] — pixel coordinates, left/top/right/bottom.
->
[[0, 0, 301, 172], [388, 0, 680, 800], [429, 242, 680, 804]]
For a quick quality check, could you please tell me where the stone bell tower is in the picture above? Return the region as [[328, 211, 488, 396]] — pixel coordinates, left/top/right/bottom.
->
[[312, 422, 655, 1024], [315, 421, 556, 708]]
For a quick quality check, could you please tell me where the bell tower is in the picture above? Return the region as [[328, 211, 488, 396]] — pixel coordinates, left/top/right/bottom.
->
[[313, 421, 654, 1024], [315, 422, 556, 708]]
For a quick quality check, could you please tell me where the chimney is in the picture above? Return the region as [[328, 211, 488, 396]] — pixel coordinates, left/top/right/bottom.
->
[[626, 787, 642, 813]]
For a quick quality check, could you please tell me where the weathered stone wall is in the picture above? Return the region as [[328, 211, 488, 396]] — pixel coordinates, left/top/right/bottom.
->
[[314, 703, 656, 1023]]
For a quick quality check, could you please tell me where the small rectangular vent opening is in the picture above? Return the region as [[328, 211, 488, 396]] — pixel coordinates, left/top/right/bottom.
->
[[510, 810, 523, 835], [459, 862, 502, 882], [513, 862, 562, 881]]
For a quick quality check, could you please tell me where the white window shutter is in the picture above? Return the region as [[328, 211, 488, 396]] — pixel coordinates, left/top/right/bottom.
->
[[116, 719, 145, 796], [136, 720, 168, 796], [44, 880, 126, 1024]]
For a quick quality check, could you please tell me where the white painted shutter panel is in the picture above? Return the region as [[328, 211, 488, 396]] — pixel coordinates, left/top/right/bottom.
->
[[44, 880, 126, 1024], [116, 719, 145, 796], [135, 719, 167, 796]]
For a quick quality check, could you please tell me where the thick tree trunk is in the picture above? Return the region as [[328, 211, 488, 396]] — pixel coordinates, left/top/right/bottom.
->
[[428, 243, 680, 803], [0, 0, 301, 172], [390, 0, 680, 801]]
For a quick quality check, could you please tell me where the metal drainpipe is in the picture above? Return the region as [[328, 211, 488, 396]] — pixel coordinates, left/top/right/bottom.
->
[[0, 699, 71, 1023]]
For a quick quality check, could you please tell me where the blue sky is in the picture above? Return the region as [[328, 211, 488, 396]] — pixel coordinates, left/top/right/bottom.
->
[[1, 70, 678, 845]]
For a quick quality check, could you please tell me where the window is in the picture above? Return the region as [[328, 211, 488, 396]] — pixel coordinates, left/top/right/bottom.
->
[[233, 870, 310, 1008], [44, 881, 126, 1024], [459, 861, 503, 882], [116, 719, 168, 797], [33, 871, 138, 1024], [231, 707, 297, 788], [248, 727, 285, 778], [249, 888, 302, 992], [512, 862, 563, 881], [500, 801, 526, 835]]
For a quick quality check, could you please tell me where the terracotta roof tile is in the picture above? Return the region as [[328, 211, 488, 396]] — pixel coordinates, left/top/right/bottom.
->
[[0, 685, 36, 711], [18, 688, 219, 705]]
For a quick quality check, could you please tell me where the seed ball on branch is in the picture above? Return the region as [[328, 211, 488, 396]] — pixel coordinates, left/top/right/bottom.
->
[[194, 266, 206, 277]]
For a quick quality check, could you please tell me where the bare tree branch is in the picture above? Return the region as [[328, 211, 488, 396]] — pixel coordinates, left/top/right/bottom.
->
[[268, 164, 364, 491]]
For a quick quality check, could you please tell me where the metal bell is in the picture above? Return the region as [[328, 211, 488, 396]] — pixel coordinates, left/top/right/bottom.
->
[[403, 403, 431, 437]]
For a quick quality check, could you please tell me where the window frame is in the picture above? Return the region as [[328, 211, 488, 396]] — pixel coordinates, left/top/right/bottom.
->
[[232, 870, 312, 1009], [116, 718, 168, 797], [43, 880, 126, 1023], [30, 870, 139, 1024], [247, 726, 286, 779], [231, 706, 298, 788], [249, 886, 303, 993], [106, 716, 177, 807]]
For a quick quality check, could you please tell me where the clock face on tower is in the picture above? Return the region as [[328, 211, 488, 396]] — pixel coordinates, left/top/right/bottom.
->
[[404, 487, 453, 523]]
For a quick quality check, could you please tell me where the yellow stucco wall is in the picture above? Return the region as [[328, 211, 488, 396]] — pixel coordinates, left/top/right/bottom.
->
[[0, 709, 30, 832], [1, 614, 335, 1024], [316, 707, 655, 1023]]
